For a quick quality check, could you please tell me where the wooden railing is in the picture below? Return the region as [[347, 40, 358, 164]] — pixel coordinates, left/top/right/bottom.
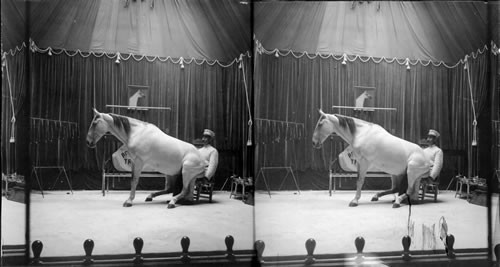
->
[[2, 235, 499, 266]]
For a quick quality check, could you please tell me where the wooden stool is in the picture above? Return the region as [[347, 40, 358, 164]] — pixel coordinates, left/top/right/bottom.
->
[[230, 176, 252, 201], [194, 179, 214, 203], [420, 177, 439, 202]]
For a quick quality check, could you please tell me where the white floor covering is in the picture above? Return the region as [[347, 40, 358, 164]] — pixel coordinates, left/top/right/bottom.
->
[[255, 190, 491, 258], [2, 190, 499, 261]]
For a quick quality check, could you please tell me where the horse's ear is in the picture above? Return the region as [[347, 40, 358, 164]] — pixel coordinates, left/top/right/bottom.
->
[[93, 108, 100, 116], [318, 109, 325, 116]]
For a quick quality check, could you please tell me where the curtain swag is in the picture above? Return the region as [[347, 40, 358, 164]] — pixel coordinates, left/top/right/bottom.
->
[[3, 40, 252, 68], [255, 39, 494, 69]]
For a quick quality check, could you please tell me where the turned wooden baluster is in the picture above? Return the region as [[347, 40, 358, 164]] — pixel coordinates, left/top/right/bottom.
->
[[31, 240, 43, 265], [305, 238, 316, 265], [83, 239, 94, 265], [180, 236, 190, 263], [402, 235, 411, 261], [133, 237, 144, 265], [225, 235, 236, 261], [255, 240, 265, 265]]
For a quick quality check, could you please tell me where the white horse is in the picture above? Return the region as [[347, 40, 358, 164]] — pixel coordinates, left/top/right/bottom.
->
[[312, 110, 430, 208], [86, 108, 205, 208]]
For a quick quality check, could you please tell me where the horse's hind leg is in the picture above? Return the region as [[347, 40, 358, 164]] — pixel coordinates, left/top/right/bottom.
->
[[167, 170, 196, 209], [393, 163, 424, 208]]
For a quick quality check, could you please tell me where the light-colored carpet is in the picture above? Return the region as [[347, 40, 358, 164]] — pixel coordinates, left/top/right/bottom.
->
[[255, 190, 490, 258], [1, 197, 26, 246], [29, 190, 254, 257], [492, 194, 499, 261], [3, 190, 498, 261]]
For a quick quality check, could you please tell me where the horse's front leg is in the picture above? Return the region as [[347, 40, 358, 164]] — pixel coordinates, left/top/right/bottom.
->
[[350, 159, 369, 207], [124, 159, 144, 207], [167, 153, 201, 209]]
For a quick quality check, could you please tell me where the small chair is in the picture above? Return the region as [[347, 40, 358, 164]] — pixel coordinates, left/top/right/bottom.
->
[[230, 176, 253, 201], [419, 177, 439, 202], [454, 175, 470, 199], [455, 176, 487, 201], [194, 179, 214, 203]]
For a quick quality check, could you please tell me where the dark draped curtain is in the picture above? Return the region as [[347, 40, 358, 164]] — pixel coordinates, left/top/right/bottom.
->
[[25, 51, 251, 190], [254, 50, 490, 190], [491, 52, 499, 192], [1, 48, 28, 174]]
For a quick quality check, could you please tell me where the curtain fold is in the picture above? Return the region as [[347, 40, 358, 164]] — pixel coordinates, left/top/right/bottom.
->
[[254, 51, 490, 190], [255, 1, 487, 64], [25, 51, 250, 190], [1, 49, 28, 174]]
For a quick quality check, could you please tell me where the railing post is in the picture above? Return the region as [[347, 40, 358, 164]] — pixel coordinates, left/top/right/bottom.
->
[[83, 239, 94, 265], [225, 235, 235, 261], [305, 238, 316, 265], [180, 236, 190, 263], [30, 240, 43, 265], [402, 235, 411, 261], [133, 237, 144, 265], [445, 234, 455, 259], [255, 240, 265, 265], [354, 236, 365, 263], [494, 243, 499, 267]]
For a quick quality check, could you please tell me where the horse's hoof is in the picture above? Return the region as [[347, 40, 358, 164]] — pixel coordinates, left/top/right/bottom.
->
[[392, 203, 401, 208], [145, 197, 153, 202], [371, 196, 379, 202], [123, 202, 133, 207], [167, 204, 176, 209], [349, 202, 358, 207]]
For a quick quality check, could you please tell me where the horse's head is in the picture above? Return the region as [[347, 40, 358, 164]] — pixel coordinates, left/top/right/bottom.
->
[[86, 108, 111, 148], [312, 109, 335, 149]]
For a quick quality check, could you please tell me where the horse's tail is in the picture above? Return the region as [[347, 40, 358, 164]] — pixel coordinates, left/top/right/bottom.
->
[[398, 171, 408, 196]]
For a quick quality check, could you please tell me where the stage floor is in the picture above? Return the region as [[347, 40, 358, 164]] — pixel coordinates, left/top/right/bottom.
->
[[254, 190, 491, 258], [2, 189, 498, 261], [28, 190, 254, 257]]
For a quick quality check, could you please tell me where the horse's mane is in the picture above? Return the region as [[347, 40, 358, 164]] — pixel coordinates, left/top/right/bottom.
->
[[335, 114, 356, 135], [109, 114, 131, 135]]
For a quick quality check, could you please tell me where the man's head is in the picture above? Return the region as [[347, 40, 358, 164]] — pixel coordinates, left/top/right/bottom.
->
[[426, 129, 440, 145], [202, 129, 215, 145]]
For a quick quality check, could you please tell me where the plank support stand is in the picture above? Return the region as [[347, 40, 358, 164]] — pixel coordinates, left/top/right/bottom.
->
[[31, 166, 73, 197], [255, 167, 300, 197]]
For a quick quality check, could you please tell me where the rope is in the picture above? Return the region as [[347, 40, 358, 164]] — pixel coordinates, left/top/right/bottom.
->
[[407, 194, 412, 236], [5, 58, 16, 142], [240, 59, 253, 145]]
